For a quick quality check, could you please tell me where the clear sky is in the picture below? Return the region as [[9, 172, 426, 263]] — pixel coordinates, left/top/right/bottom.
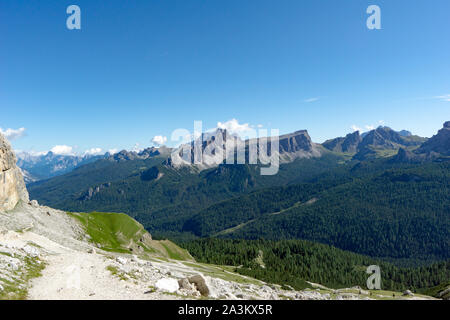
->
[[1, 0, 449, 155]]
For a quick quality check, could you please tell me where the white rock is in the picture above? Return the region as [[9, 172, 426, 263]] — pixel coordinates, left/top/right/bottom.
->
[[8, 260, 19, 271], [29, 200, 39, 207], [403, 290, 414, 296], [155, 278, 179, 293], [116, 257, 127, 265], [23, 245, 40, 257]]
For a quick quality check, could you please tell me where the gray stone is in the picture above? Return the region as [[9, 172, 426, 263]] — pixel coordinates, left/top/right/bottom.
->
[[402, 290, 414, 296], [178, 278, 193, 290], [23, 245, 40, 257], [188, 274, 210, 297], [29, 200, 39, 207], [0, 133, 29, 211], [116, 257, 127, 265]]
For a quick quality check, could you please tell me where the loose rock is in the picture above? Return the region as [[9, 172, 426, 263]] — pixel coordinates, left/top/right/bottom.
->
[[188, 275, 210, 297]]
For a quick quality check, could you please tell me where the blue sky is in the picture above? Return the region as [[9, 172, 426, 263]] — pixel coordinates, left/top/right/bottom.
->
[[1, 0, 449, 154]]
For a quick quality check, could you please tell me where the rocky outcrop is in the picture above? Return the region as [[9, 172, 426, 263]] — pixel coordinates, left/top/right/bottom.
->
[[415, 121, 450, 156], [0, 133, 29, 211], [188, 274, 210, 296], [169, 128, 322, 170], [277, 130, 321, 159], [323, 131, 361, 153], [109, 146, 172, 162], [353, 127, 426, 160], [391, 148, 424, 163]]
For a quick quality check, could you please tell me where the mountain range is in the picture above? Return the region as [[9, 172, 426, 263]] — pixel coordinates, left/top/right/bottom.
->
[[26, 122, 450, 264], [16, 151, 108, 184], [2, 122, 449, 299]]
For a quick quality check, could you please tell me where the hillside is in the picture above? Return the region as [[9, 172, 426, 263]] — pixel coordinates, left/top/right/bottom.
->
[[29, 153, 346, 233], [182, 160, 450, 262], [181, 239, 449, 293]]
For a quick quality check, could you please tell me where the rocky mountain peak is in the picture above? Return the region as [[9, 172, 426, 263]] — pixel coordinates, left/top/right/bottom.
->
[[0, 133, 29, 211], [322, 131, 361, 153], [415, 121, 450, 156]]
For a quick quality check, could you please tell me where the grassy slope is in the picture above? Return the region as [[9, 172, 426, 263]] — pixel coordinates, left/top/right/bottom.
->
[[67, 211, 193, 261], [0, 253, 46, 300]]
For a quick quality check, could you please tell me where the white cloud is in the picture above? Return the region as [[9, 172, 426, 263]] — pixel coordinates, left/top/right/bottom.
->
[[435, 94, 450, 102], [84, 147, 103, 156], [0, 127, 26, 141], [351, 121, 384, 133], [152, 135, 168, 146], [304, 97, 320, 103], [132, 143, 143, 153], [217, 119, 253, 135], [351, 125, 363, 132], [28, 151, 48, 156], [50, 145, 75, 155], [108, 148, 119, 155]]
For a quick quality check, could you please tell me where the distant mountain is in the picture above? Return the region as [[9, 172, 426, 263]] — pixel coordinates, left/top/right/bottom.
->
[[322, 131, 361, 153], [322, 126, 427, 160], [16, 146, 174, 184], [16, 151, 107, 183], [168, 128, 323, 172], [27, 121, 450, 263], [110, 146, 172, 162], [275, 130, 323, 162], [415, 121, 450, 156], [391, 121, 450, 163]]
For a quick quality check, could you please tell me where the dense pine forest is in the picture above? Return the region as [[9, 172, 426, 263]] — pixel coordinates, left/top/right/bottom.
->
[[180, 238, 450, 292], [182, 161, 450, 261]]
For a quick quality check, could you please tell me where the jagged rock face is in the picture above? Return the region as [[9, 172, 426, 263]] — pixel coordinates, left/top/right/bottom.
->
[[275, 130, 322, 162], [169, 129, 322, 170], [0, 133, 29, 211], [278, 130, 313, 153], [110, 146, 172, 162], [391, 147, 427, 163], [170, 129, 242, 169], [323, 131, 361, 153], [416, 121, 450, 156]]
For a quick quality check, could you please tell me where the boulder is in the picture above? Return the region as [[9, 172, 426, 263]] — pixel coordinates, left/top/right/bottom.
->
[[0, 133, 29, 211], [155, 278, 179, 293], [188, 274, 210, 296], [402, 290, 414, 296], [178, 278, 193, 290], [29, 200, 39, 207], [23, 245, 40, 257], [116, 257, 127, 265]]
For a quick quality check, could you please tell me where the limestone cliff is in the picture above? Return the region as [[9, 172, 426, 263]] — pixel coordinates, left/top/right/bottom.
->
[[0, 133, 29, 211]]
